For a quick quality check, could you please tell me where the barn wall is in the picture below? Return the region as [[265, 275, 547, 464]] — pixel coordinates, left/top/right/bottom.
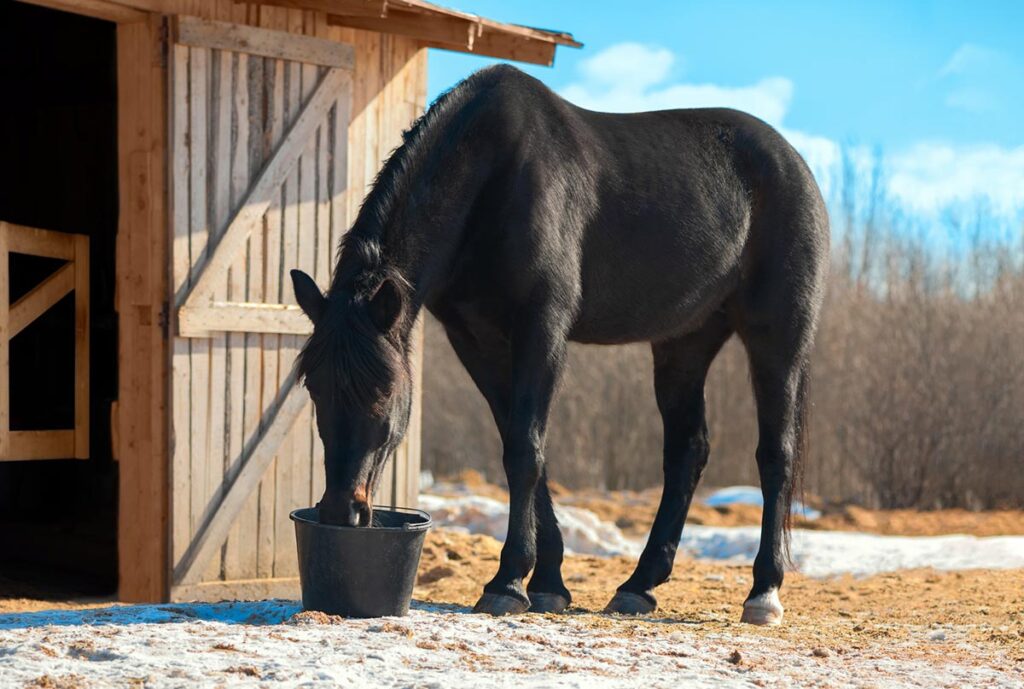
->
[[161, 2, 426, 600]]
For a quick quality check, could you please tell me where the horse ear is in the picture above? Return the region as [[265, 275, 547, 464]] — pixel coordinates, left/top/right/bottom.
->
[[290, 269, 327, 324], [368, 278, 403, 333]]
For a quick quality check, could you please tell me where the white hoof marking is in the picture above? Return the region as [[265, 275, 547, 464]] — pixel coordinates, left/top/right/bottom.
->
[[741, 589, 784, 626]]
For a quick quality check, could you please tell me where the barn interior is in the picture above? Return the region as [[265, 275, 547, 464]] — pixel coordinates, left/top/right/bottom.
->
[[0, 1, 119, 597]]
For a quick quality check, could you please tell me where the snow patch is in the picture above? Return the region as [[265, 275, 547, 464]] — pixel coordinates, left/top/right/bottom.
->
[[703, 485, 821, 520], [419, 494, 642, 558], [681, 526, 1024, 578], [421, 492, 1024, 578]]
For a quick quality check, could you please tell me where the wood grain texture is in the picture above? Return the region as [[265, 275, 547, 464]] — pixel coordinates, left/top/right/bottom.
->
[[7, 262, 74, 338], [166, 8, 425, 590], [117, 17, 169, 602], [179, 66, 350, 307], [174, 15, 355, 69], [175, 378, 310, 585]]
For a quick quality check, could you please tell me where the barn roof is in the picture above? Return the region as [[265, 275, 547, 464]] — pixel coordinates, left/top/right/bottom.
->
[[255, 0, 582, 66]]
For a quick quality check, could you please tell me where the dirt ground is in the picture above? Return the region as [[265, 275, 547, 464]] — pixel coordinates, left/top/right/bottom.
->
[[416, 529, 1024, 674], [3, 474, 1023, 682]]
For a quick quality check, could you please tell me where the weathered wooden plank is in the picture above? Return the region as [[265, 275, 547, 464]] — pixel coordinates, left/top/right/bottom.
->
[[205, 47, 234, 580], [179, 66, 350, 308], [7, 262, 74, 338], [15, 0, 147, 23], [7, 430, 75, 460], [254, 0, 386, 20], [170, 42, 193, 569], [179, 302, 312, 335], [223, 50, 257, 582], [175, 378, 310, 586], [256, 52, 284, 580], [291, 49, 318, 532], [73, 235, 90, 459], [5, 223, 77, 260], [187, 46, 213, 559], [328, 8, 476, 49], [174, 15, 355, 69], [273, 56, 304, 578], [171, 576, 301, 603]]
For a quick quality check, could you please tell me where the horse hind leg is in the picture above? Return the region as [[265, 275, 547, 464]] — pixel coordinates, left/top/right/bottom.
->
[[606, 313, 732, 614], [738, 323, 814, 626]]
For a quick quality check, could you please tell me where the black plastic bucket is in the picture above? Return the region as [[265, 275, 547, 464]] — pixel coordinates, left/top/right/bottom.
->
[[290, 506, 432, 617]]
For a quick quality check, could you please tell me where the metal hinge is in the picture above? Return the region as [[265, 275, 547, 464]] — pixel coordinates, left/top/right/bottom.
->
[[158, 301, 170, 338]]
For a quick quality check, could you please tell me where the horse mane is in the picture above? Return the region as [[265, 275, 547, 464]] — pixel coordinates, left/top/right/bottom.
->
[[329, 64, 509, 294], [297, 65, 514, 412]]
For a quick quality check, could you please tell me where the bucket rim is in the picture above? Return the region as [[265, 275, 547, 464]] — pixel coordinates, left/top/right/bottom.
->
[[289, 506, 432, 532]]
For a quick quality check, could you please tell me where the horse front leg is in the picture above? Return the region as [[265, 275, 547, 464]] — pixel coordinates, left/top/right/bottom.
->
[[473, 315, 567, 616]]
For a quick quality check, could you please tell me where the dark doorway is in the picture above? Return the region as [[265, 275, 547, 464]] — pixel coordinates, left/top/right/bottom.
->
[[0, 1, 119, 598]]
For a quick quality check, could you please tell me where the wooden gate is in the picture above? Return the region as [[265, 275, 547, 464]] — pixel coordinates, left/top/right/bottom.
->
[[167, 16, 395, 598], [0, 221, 89, 461]]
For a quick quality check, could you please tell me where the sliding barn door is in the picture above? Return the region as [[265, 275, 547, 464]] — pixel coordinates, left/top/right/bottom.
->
[[167, 17, 385, 597]]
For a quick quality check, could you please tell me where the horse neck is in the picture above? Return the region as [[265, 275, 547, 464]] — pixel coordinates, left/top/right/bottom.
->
[[376, 125, 495, 314]]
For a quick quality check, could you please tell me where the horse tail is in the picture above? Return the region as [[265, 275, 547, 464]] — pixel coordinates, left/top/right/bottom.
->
[[782, 358, 811, 568]]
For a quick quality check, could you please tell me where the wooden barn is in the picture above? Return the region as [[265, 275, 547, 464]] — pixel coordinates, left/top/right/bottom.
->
[[0, 0, 578, 604]]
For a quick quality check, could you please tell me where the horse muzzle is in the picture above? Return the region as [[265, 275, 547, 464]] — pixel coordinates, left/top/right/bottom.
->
[[318, 488, 372, 527]]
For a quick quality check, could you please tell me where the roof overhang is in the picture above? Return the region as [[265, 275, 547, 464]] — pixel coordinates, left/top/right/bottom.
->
[[251, 0, 582, 66]]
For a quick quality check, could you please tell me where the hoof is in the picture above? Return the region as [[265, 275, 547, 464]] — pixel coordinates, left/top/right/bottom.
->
[[604, 590, 656, 615], [741, 589, 784, 626], [528, 592, 570, 614], [473, 592, 530, 616]]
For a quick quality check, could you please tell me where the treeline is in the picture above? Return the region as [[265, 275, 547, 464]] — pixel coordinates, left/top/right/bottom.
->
[[421, 150, 1024, 509]]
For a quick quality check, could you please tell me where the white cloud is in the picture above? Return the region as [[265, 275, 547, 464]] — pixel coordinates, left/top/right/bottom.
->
[[938, 43, 1003, 78], [888, 142, 1024, 216], [558, 43, 1024, 219], [577, 42, 675, 90], [560, 44, 793, 127], [935, 43, 1020, 115]]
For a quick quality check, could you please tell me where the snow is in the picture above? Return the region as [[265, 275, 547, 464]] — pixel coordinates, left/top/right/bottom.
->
[[420, 491, 1024, 578], [419, 493, 643, 558], [703, 485, 822, 520], [3, 490, 1021, 688], [681, 526, 1024, 577], [0, 600, 1018, 688]]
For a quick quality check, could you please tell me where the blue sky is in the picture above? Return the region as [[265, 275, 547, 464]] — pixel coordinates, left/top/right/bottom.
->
[[425, 1, 1024, 219]]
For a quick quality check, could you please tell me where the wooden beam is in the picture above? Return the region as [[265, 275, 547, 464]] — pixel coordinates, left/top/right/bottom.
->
[[171, 576, 301, 602], [7, 263, 74, 338], [15, 0, 148, 23], [117, 15, 169, 603], [420, 31, 557, 67], [4, 222, 77, 260], [5, 430, 76, 460], [174, 16, 355, 69], [178, 302, 313, 337], [180, 67, 351, 307], [244, 0, 387, 18], [173, 374, 310, 586], [328, 7, 478, 49]]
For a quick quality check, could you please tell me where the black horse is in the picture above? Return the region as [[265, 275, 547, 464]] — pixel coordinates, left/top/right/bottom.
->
[[291, 64, 829, 625]]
